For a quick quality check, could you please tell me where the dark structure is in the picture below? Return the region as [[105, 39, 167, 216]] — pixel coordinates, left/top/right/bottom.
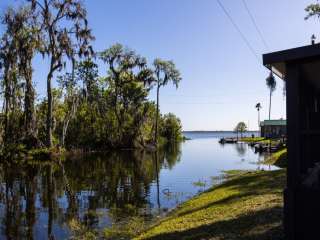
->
[[263, 43, 320, 240], [260, 119, 286, 138]]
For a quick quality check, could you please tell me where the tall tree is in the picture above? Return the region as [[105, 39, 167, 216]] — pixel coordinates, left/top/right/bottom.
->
[[153, 59, 181, 145], [100, 43, 154, 146], [0, 8, 26, 146], [234, 125, 239, 140], [255, 102, 262, 128], [3, 7, 41, 146], [160, 113, 182, 142], [235, 122, 247, 139], [57, 71, 79, 147], [266, 72, 276, 120], [0, 29, 17, 146], [76, 59, 98, 103], [28, 0, 94, 147]]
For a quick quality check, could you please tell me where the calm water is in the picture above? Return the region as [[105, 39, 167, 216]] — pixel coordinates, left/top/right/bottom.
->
[[0, 131, 276, 239]]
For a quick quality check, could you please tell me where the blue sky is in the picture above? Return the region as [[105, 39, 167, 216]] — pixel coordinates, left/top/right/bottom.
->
[[0, 0, 319, 130]]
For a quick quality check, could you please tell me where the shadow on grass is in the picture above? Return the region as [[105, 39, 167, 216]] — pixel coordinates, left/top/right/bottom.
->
[[143, 206, 284, 240], [175, 170, 285, 218], [213, 170, 285, 193], [140, 170, 286, 240]]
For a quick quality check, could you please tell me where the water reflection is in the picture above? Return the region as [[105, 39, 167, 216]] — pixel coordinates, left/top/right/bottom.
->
[[234, 143, 247, 157], [0, 137, 278, 239], [0, 143, 182, 239]]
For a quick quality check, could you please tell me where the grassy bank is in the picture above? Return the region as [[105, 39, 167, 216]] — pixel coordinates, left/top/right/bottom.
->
[[240, 137, 265, 143], [135, 169, 286, 240], [264, 148, 287, 168], [240, 137, 278, 145]]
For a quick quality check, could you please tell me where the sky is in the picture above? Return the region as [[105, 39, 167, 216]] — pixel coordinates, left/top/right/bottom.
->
[[0, 0, 319, 131]]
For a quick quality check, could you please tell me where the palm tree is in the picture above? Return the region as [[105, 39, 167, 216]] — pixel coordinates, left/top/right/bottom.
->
[[153, 59, 181, 145], [255, 103, 262, 128], [266, 72, 276, 120]]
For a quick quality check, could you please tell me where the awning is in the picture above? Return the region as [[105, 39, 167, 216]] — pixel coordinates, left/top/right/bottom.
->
[[263, 43, 320, 87]]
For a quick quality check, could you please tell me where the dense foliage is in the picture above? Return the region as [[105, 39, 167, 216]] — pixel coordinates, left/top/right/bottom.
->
[[0, 1, 182, 154]]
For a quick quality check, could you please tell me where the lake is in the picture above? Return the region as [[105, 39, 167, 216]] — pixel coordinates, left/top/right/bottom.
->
[[0, 131, 277, 239]]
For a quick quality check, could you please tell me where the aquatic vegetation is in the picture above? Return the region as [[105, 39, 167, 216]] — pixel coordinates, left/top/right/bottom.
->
[[68, 218, 98, 240], [192, 180, 207, 187], [162, 190, 186, 202], [104, 216, 147, 240], [210, 175, 226, 185]]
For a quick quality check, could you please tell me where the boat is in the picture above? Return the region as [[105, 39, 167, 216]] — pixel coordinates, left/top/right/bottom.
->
[[219, 137, 238, 144]]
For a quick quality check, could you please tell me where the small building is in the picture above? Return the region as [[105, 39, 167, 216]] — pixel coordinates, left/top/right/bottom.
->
[[263, 43, 320, 239], [260, 119, 286, 138]]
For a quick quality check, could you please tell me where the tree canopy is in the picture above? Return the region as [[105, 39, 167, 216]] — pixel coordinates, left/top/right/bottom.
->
[[0, 0, 183, 156], [234, 122, 247, 138]]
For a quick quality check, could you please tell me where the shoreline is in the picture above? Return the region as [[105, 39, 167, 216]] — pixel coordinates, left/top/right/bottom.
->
[[0, 139, 185, 161], [101, 141, 287, 240], [134, 169, 286, 240]]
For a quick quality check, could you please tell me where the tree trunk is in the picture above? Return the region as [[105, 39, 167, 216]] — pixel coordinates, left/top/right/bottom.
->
[[24, 64, 36, 144], [114, 85, 123, 145], [61, 96, 78, 147], [47, 72, 53, 147], [154, 83, 160, 145], [4, 70, 10, 146], [269, 89, 272, 120], [258, 109, 261, 137], [62, 119, 69, 147]]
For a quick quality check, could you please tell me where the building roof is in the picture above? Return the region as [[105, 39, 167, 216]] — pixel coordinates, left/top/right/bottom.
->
[[260, 120, 286, 126], [262, 43, 320, 81]]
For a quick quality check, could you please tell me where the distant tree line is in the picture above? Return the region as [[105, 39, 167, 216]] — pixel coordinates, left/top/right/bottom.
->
[[0, 0, 182, 154]]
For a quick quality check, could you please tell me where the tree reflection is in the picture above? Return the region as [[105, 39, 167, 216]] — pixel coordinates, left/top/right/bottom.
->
[[162, 142, 182, 169], [0, 144, 182, 238], [154, 150, 161, 213], [25, 165, 37, 240], [235, 143, 247, 157], [3, 164, 24, 239]]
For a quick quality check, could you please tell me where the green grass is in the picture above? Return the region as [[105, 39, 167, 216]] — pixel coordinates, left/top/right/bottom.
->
[[240, 137, 265, 143], [264, 148, 287, 168], [135, 169, 286, 240], [240, 137, 283, 147]]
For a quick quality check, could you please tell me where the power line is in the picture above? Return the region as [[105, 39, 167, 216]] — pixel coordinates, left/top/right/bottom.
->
[[241, 0, 269, 51], [160, 101, 259, 105], [161, 91, 267, 98], [215, 0, 261, 63]]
